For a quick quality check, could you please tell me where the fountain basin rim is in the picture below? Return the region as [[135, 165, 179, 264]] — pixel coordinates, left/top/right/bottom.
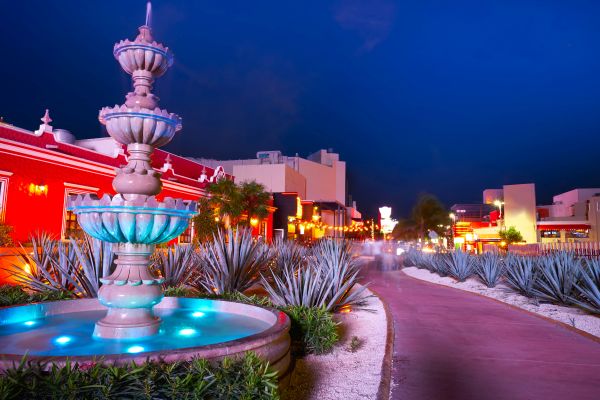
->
[[0, 297, 291, 374], [113, 43, 173, 61], [68, 204, 197, 218], [100, 110, 181, 128]]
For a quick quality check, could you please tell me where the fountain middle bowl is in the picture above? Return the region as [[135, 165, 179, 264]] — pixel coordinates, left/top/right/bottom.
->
[[68, 194, 196, 244], [0, 297, 291, 376]]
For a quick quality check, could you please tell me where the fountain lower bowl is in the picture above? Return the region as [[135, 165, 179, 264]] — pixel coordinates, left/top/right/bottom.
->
[[0, 298, 291, 376]]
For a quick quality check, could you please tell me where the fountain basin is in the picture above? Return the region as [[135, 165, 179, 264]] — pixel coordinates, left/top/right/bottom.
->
[[68, 194, 195, 244], [0, 297, 290, 375], [99, 105, 181, 146]]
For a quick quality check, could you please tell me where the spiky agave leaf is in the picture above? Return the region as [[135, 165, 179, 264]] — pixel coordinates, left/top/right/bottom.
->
[[534, 251, 581, 305], [474, 252, 504, 287], [198, 227, 272, 294], [504, 254, 538, 297], [444, 250, 474, 282], [571, 257, 600, 314], [262, 239, 369, 312], [2, 232, 66, 292], [152, 244, 198, 288]]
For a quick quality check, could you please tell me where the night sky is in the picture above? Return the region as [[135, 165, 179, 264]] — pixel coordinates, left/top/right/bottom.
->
[[2, 0, 600, 218]]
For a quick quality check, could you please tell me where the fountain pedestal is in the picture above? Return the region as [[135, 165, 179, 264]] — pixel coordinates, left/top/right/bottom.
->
[[94, 244, 163, 339]]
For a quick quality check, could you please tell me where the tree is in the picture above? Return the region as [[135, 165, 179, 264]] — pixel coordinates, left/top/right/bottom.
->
[[411, 194, 450, 239], [239, 181, 270, 226], [192, 197, 219, 242], [499, 226, 523, 244], [207, 179, 243, 226], [391, 218, 418, 241]]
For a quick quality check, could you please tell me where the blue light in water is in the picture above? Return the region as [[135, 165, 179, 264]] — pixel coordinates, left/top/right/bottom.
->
[[54, 336, 72, 345], [178, 328, 197, 337], [126, 345, 145, 354], [23, 320, 36, 327], [191, 311, 205, 318]]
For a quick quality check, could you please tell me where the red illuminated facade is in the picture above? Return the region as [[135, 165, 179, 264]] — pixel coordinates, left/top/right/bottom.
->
[[0, 117, 273, 244]]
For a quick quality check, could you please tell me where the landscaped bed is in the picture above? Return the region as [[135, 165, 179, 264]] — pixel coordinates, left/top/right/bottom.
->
[[282, 287, 387, 400]]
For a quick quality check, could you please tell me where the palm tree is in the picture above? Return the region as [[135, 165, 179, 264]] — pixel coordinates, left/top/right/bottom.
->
[[412, 193, 450, 240], [207, 179, 243, 227], [239, 181, 270, 226]]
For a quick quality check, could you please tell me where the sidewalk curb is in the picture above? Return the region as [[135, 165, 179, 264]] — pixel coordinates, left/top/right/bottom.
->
[[368, 285, 395, 400]]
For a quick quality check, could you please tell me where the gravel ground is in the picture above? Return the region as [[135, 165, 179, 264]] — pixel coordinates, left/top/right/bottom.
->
[[403, 266, 600, 338], [282, 288, 387, 400]]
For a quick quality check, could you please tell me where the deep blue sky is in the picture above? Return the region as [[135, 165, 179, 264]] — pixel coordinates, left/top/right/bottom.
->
[[2, 0, 600, 218]]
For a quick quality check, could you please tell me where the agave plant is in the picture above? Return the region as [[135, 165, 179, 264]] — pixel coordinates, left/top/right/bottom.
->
[[534, 251, 581, 305], [403, 248, 423, 268], [5, 232, 69, 293], [571, 257, 600, 314], [429, 253, 448, 276], [444, 250, 474, 282], [58, 236, 114, 297], [474, 252, 504, 287], [504, 254, 538, 297], [269, 237, 308, 276], [262, 239, 369, 312], [152, 244, 198, 288], [3, 233, 114, 297], [198, 227, 272, 294]]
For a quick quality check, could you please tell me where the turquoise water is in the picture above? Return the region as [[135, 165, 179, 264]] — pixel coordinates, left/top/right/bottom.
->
[[0, 307, 270, 356]]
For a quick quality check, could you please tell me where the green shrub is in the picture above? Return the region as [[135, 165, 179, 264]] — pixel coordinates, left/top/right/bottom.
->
[[0, 284, 29, 307], [162, 285, 199, 297], [283, 305, 339, 355], [0, 284, 73, 307], [0, 352, 278, 400]]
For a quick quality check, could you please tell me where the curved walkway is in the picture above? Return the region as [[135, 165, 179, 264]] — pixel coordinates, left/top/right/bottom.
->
[[363, 262, 600, 400]]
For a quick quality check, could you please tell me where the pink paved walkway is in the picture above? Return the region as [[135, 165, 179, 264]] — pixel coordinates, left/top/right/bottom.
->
[[364, 266, 600, 400]]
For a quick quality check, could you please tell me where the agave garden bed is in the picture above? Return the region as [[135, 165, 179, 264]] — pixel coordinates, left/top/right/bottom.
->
[[403, 266, 600, 338]]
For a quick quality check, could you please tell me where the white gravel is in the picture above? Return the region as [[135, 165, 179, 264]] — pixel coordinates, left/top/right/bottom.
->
[[403, 266, 600, 338], [282, 288, 387, 400]]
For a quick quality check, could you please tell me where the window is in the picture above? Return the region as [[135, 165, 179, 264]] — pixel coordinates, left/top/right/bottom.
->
[[62, 183, 99, 241], [0, 171, 11, 222], [540, 230, 560, 238], [63, 207, 84, 240], [567, 229, 589, 239], [178, 201, 196, 244]]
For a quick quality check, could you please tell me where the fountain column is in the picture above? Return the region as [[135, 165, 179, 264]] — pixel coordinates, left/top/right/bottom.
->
[[69, 10, 196, 339]]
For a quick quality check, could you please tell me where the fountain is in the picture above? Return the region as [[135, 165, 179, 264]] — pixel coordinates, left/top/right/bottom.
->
[[0, 4, 290, 375]]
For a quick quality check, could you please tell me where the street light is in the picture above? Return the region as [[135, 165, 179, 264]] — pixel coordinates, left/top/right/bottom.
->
[[493, 200, 504, 219]]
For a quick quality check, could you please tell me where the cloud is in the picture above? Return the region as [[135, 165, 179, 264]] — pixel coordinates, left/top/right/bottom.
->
[[334, 0, 396, 52]]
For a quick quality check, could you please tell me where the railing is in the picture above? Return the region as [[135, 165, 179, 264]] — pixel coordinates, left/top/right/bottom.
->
[[507, 242, 600, 257]]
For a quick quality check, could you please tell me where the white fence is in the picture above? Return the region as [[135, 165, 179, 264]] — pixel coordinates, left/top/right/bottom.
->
[[507, 242, 600, 257]]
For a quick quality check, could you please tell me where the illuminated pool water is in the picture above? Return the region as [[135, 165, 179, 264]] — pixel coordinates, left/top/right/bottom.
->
[[0, 299, 273, 357]]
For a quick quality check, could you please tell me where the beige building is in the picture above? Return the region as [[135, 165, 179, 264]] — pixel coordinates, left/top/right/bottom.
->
[[193, 149, 360, 237]]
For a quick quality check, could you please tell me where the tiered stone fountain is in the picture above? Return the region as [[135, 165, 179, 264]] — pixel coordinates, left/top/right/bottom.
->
[[0, 6, 290, 375], [69, 17, 195, 339]]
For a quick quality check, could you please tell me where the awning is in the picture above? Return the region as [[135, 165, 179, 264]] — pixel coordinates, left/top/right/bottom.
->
[[537, 224, 590, 230]]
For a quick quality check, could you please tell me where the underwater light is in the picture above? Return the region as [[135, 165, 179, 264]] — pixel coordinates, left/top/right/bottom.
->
[[54, 336, 72, 345], [23, 320, 36, 327], [178, 328, 197, 337], [191, 311, 205, 318], [126, 345, 145, 354]]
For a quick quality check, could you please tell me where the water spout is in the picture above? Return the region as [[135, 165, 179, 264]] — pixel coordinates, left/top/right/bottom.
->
[[145, 1, 152, 27]]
